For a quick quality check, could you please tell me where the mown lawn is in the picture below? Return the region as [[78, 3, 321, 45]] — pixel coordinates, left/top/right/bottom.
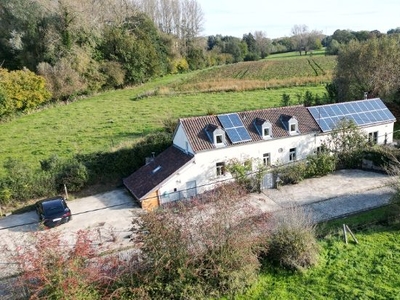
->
[[0, 83, 326, 175], [236, 207, 400, 299]]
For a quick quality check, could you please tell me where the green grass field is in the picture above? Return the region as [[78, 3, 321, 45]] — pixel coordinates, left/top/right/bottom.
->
[[0, 84, 326, 175], [0, 51, 335, 176], [236, 207, 400, 299]]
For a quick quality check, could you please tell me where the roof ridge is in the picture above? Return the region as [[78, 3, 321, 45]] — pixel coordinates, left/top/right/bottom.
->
[[179, 105, 306, 121]]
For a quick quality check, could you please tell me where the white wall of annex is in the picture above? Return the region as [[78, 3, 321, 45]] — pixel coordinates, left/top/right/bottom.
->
[[314, 122, 395, 146], [173, 123, 194, 154], [361, 123, 394, 144]]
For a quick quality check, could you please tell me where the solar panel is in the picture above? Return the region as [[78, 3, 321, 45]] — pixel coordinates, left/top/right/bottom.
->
[[218, 115, 233, 128], [308, 98, 395, 132], [217, 113, 252, 144]]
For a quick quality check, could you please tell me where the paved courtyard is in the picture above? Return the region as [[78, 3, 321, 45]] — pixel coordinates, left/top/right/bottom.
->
[[250, 169, 396, 222]]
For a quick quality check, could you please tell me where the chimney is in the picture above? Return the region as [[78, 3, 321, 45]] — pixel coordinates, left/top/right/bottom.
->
[[364, 92, 368, 100], [145, 152, 156, 165]]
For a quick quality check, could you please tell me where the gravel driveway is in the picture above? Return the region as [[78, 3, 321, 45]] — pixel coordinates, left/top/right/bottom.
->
[[250, 169, 396, 222], [0, 188, 141, 280]]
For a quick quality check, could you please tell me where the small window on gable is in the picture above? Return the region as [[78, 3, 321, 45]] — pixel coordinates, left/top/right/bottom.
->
[[263, 127, 270, 137], [290, 124, 296, 132]]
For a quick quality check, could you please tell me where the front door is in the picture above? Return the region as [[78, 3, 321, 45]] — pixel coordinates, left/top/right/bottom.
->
[[186, 180, 197, 198]]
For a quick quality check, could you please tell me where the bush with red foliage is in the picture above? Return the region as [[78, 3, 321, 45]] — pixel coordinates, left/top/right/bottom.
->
[[14, 229, 125, 299]]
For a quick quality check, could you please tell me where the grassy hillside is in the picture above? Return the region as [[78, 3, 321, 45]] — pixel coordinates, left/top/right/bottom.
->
[[0, 85, 326, 175], [0, 52, 336, 178], [173, 55, 336, 93]]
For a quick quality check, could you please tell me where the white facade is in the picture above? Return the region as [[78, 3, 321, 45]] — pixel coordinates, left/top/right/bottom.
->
[[125, 99, 396, 208], [161, 121, 395, 205], [163, 129, 318, 204]]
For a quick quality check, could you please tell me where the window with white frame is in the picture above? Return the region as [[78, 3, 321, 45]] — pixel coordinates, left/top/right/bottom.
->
[[215, 134, 223, 144], [263, 153, 271, 167], [289, 148, 296, 162], [262, 121, 272, 139], [216, 162, 226, 176], [288, 117, 299, 135], [368, 131, 378, 144]]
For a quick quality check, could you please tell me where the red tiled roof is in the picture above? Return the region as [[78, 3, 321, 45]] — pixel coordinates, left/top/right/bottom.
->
[[123, 145, 193, 200], [180, 105, 320, 153]]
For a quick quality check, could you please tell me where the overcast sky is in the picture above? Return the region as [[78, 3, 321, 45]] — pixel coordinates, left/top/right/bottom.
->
[[200, 0, 400, 38]]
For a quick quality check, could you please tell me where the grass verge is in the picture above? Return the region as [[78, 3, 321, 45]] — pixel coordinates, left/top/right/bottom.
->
[[234, 205, 400, 299]]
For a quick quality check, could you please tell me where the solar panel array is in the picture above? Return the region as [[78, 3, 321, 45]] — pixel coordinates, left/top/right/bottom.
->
[[308, 98, 395, 132], [217, 113, 252, 144]]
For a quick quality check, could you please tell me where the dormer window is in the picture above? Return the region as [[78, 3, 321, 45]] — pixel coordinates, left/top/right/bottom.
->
[[205, 124, 226, 147], [280, 115, 299, 135], [288, 117, 299, 135], [254, 118, 272, 140]]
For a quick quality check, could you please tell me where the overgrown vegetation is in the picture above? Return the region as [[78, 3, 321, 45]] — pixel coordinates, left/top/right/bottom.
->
[[275, 152, 336, 185], [267, 206, 319, 271], [124, 184, 270, 299], [14, 230, 126, 299]]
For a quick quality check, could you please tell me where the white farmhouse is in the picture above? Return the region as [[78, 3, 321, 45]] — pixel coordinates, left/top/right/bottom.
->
[[123, 98, 396, 210]]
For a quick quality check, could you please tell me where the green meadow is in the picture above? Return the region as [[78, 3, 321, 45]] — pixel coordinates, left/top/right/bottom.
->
[[0, 54, 330, 175]]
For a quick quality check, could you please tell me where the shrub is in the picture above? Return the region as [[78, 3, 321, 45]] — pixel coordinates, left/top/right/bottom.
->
[[56, 159, 89, 192], [305, 153, 336, 178], [100, 60, 126, 89], [128, 183, 270, 299], [0, 67, 52, 116], [267, 205, 319, 271], [15, 230, 124, 299], [1, 158, 36, 202], [277, 162, 307, 184]]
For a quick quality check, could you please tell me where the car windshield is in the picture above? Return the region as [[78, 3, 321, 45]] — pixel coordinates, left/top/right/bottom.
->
[[42, 200, 65, 215]]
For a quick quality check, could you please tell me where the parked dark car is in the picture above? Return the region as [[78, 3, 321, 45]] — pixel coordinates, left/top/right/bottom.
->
[[35, 196, 72, 228]]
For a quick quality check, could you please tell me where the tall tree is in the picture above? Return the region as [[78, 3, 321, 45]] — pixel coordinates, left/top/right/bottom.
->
[[291, 24, 309, 55], [333, 35, 400, 101], [254, 30, 272, 58]]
